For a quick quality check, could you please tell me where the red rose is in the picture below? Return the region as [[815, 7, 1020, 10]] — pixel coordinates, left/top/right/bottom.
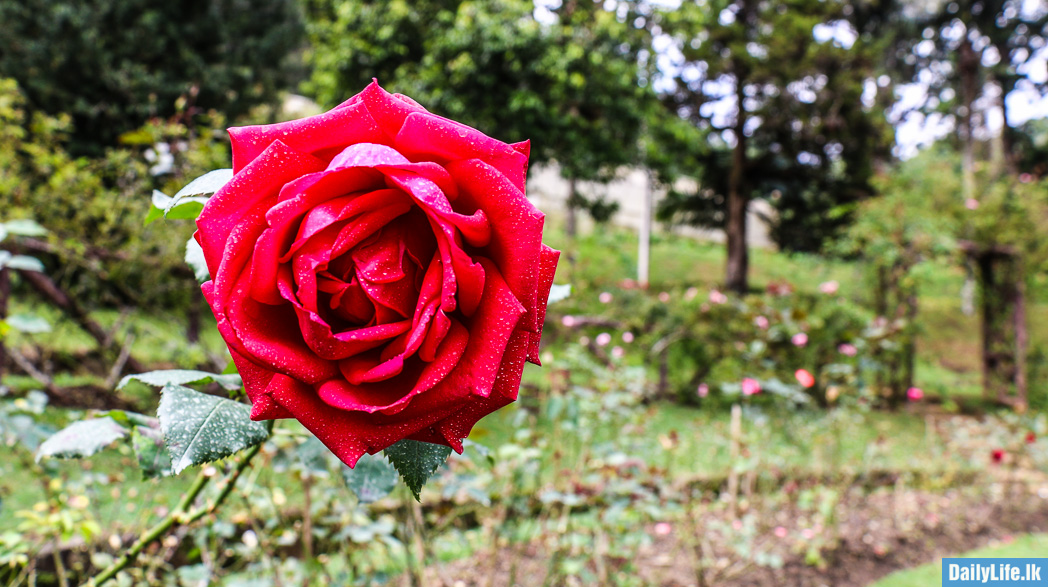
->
[[195, 81, 559, 467]]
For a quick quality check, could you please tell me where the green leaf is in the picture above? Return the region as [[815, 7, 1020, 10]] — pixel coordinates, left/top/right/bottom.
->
[[157, 385, 269, 475], [160, 169, 232, 220], [131, 425, 173, 479], [174, 169, 233, 199], [185, 236, 209, 282], [164, 199, 207, 220], [382, 439, 452, 501], [342, 452, 398, 504], [118, 369, 242, 392], [1, 219, 47, 237], [36, 417, 128, 462], [548, 283, 572, 304], [4, 314, 50, 333], [145, 190, 171, 224], [0, 251, 44, 272], [103, 410, 159, 428]]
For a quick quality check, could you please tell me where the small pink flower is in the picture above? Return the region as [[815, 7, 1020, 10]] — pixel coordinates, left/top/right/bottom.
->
[[906, 387, 923, 401], [611, 346, 625, 359], [561, 315, 576, 327], [818, 280, 839, 295], [1019, 173, 1033, 184], [697, 383, 709, 398], [742, 378, 761, 396], [732, 519, 743, 531], [684, 287, 699, 301], [596, 332, 612, 346], [795, 369, 815, 388], [792, 333, 808, 347], [654, 522, 673, 536], [801, 528, 816, 540], [1026, 431, 1036, 444], [622, 331, 635, 343], [965, 198, 979, 210], [774, 526, 788, 538], [599, 292, 613, 304], [755, 316, 769, 330], [709, 290, 728, 304], [658, 291, 671, 303], [838, 343, 857, 357]]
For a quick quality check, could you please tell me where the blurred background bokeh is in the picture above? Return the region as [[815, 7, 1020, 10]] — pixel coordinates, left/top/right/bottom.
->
[[1, 0, 1048, 585]]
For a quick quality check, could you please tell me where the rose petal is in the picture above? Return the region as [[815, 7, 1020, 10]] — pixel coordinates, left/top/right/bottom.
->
[[196, 140, 325, 278], [220, 272, 340, 384], [228, 100, 385, 172], [319, 319, 469, 415], [527, 245, 561, 364], [430, 329, 530, 450], [328, 142, 410, 170], [295, 307, 411, 360], [412, 258, 525, 405], [395, 112, 529, 193], [445, 158, 546, 331], [360, 80, 429, 141], [227, 349, 293, 421]]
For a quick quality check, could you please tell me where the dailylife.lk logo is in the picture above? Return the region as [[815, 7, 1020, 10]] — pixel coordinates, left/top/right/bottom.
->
[[943, 558, 1048, 586]]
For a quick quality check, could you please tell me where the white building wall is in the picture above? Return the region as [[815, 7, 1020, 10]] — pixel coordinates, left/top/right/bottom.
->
[[525, 163, 775, 249]]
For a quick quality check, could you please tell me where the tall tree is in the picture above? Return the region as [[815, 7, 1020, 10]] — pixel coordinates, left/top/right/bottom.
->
[[657, 0, 893, 292], [304, 0, 658, 239], [902, 0, 1048, 405], [0, 0, 304, 154]]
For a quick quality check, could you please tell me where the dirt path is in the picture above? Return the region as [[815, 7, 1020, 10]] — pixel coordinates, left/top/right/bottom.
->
[[411, 476, 1048, 586]]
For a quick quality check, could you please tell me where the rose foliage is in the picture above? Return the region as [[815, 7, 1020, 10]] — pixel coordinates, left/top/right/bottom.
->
[[195, 81, 559, 467]]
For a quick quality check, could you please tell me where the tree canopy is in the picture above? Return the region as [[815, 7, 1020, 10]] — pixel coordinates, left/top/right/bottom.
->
[[0, 0, 304, 154]]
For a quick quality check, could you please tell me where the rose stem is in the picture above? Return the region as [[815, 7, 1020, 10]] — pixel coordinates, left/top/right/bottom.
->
[[83, 432, 268, 587]]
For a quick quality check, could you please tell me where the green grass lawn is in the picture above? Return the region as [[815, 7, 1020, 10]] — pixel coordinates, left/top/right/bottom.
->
[[871, 534, 1048, 587]]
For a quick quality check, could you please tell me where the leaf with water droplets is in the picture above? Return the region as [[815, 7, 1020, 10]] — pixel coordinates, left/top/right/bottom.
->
[[161, 169, 233, 220], [185, 236, 209, 282], [382, 439, 452, 501], [157, 385, 269, 475], [131, 424, 173, 479], [342, 452, 398, 504], [36, 417, 128, 462], [118, 369, 242, 392]]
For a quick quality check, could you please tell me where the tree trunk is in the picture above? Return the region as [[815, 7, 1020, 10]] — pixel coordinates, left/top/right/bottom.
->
[[725, 84, 749, 294], [186, 292, 201, 344], [958, 35, 979, 201], [565, 177, 579, 239], [978, 252, 999, 400]]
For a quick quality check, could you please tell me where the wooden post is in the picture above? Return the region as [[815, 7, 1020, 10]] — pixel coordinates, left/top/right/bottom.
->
[[727, 403, 742, 518], [0, 267, 8, 379], [638, 169, 653, 287], [1014, 265, 1028, 408]]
